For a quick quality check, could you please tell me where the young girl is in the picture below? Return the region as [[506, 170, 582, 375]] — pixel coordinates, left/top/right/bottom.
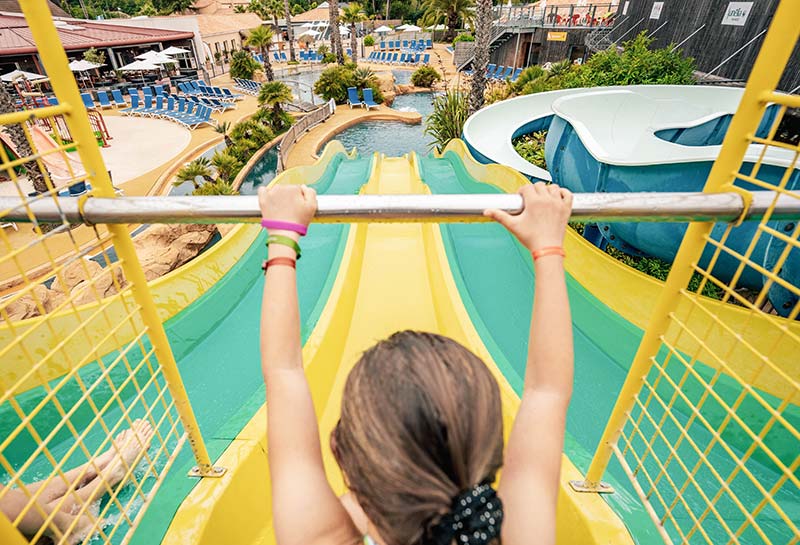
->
[[258, 182, 574, 545]]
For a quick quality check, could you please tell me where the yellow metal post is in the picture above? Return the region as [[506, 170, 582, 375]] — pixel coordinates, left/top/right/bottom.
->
[[19, 0, 223, 478], [574, 0, 800, 491]]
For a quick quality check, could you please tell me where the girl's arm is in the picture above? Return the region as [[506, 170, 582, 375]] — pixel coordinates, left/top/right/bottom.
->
[[485, 183, 574, 545], [258, 185, 359, 545]]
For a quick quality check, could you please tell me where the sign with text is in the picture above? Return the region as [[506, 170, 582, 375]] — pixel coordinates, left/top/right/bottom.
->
[[722, 2, 753, 26], [649, 1, 664, 19], [547, 31, 568, 41]]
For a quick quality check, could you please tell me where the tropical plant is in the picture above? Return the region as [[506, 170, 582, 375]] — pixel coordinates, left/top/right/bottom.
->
[[248, 0, 282, 26], [234, 4, 247, 12], [512, 130, 547, 169], [329, 0, 345, 64], [174, 157, 212, 189], [283, 0, 297, 62], [511, 65, 545, 92], [363, 35, 375, 47], [352, 66, 377, 89], [452, 32, 473, 46], [546, 58, 572, 78], [193, 180, 239, 195], [468, 0, 491, 114], [245, 26, 275, 81], [211, 150, 244, 184], [230, 50, 260, 80], [411, 64, 441, 87], [136, 0, 157, 16], [424, 91, 468, 152], [317, 44, 330, 57], [420, 0, 475, 42], [313, 65, 384, 104], [258, 81, 294, 130], [341, 3, 366, 63], [82, 47, 105, 66], [214, 121, 234, 147]]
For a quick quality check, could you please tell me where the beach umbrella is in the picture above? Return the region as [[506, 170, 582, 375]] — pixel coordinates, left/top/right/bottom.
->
[[396, 24, 408, 30], [1, 69, 47, 82], [425, 24, 446, 30], [119, 60, 160, 71], [339, 25, 350, 34], [403, 24, 421, 32], [136, 51, 177, 64], [374, 25, 392, 33], [162, 46, 190, 54], [69, 59, 103, 72], [299, 29, 321, 37]]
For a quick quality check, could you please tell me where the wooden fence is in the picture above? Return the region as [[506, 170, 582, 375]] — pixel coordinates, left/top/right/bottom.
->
[[277, 98, 336, 171]]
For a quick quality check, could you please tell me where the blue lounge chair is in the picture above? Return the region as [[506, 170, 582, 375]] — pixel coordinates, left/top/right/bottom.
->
[[426, 39, 433, 49], [280, 52, 288, 62], [379, 42, 386, 50], [145, 96, 165, 117], [489, 65, 504, 79], [390, 53, 398, 63], [80, 92, 95, 109], [347, 86, 364, 108], [221, 87, 243, 101], [127, 87, 138, 99], [398, 53, 408, 64], [499, 66, 513, 80], [412, 53, 421, 64], [273, 52, 281, 62], [96, 91, 113, 109], [388, 40, 394, 50], [154, 84, 166, 96], [111, 89, 127, 107], [402, 40, 408, 49], [421, 54, 430, 64], [119, 94, 139, 115], [485, 64, 497, 78], [142, 86, 153, 98], [510, 68, 523, 82], [362, 88, 379, 110], [346, 48, 352, 57]]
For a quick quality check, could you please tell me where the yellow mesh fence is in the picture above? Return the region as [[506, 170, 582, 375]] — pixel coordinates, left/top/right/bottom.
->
[[580, 2, 800, 544], [0, 3, 212, 544]]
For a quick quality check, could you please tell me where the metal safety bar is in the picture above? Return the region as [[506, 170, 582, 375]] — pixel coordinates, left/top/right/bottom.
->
[[2, 191, 799, 224]]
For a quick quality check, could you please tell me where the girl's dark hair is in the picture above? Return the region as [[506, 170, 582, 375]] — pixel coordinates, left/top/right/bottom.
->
[[332, 331, 504, 545]]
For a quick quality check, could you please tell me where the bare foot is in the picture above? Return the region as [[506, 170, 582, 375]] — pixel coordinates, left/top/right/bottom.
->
[[102, 419, 155, 488]]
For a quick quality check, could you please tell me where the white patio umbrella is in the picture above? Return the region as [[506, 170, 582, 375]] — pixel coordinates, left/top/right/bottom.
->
[[68, 59, 103, 72], [162, 46, 190, 54], [425, 24, 446, 30], [403, 24, 421, 32], [339, 25, 350, 34], [299, 29, 321, 37], [374, 25, 392, 33], [136, 51, 177, 64], [1, 69, 47, 82], [396, 24, 408, 30], [119, 59, 161, 84]]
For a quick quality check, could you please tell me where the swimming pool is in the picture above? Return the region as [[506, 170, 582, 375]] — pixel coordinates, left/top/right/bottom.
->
[[238, 146, 279, 195], [326, 92, 436, 156], [392, 69, 413, 85]]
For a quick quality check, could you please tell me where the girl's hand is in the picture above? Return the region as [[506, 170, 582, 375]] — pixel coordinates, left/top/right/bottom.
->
[[484, 182, 572, 252], [258, 184, 317, 227]]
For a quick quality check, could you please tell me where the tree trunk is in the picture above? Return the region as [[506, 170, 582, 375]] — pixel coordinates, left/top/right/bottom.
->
[[385, 0, 390, 21], [444, 10, 459, 42], [350, 23, 358, 63], [0, 85, 49, 194], [262, 45, 275, 81], [329, 0, 345, 64], [284, 0, 296, 62], [469, 0, 492, 115]]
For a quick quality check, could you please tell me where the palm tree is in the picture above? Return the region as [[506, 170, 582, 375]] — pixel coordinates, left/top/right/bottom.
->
[[174, 157, 212, 190], [0, 84, 49, 194], [341, 3, 366, 63], [468, 0, 491, 114], [258, 81, 294, 130], [211, 150, 243, 184], [328, 0, 345, 64], [214, 121, 233, 147], [246, 25, 275, 81], [283, 0, 297, 62], [421, 0, 475, 42]]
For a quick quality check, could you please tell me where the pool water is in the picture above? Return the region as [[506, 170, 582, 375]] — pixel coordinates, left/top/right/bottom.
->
[[238, 147, 279, 194], [279, 70, 323, 105], [330, 92, 437, 157], [392, 69, 413, 85]]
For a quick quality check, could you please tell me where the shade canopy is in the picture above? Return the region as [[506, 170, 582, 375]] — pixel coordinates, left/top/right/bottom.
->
[[425, 24, 446, 30], [1, 69, 47, 82], [299, 29, 321, 37], [374, 25, 392, 33], [396, 24, 408, 30], [68, 59, 103, 72], [402, 24, 421, 31], [161, 46, 190, 54], [119, 60, 161, 71], [339, 25, 350, 34], [136, 51, 177, 64]]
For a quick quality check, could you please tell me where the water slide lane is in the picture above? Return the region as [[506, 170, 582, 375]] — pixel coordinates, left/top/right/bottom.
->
[[126, 151, 374, 545], [168, 153, 633, 545], [415, 151, 659, 543], [417, 147, 800, 545]]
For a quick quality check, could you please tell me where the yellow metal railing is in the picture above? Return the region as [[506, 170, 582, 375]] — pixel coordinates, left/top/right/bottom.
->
[[574, 1, 800, 544], [0, 2, 219, 544]]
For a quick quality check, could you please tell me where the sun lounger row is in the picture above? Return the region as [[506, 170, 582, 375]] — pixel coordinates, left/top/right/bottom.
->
[[233, 78, 262, 95], [367, 52, 430, 65], [380, 39, 432, 51], [178, 81, 243, 101], [272, 51, 290, 63], [462, 64, 523, 82], [120, 94, 216, 129], [347, 86, 379, 110], [299, 50, 324, 62]]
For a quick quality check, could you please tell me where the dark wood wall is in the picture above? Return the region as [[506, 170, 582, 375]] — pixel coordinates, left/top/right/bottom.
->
[[492, 28, 593, 68], [613, 0, 799, 91]]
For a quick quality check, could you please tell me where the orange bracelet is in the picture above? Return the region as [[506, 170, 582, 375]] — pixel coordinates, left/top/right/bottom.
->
[[261, 257, 296, 273], [532, 246, 566, 261]]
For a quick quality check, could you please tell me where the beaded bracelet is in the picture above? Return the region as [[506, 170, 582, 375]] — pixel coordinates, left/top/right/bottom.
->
[[267, 234, 301, 259], [261, 219, 308, 236], [532, 246, 566, 261], [262, 257, 296, 273]]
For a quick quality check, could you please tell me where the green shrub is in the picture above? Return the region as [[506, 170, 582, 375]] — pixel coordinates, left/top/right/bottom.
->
[[364, 35, 375, 47], [424, 91, 468, 152], [512, 130, 547, 168], [314, 65, 384, 104], [512, 65, 545, 91], [193, 180, 238, 196], [288, 60, 300, 65], [411, 65, 441, 88], [322, 53, 337, 63], [452, 32, 474, 47], [230, 50, 260, 80]]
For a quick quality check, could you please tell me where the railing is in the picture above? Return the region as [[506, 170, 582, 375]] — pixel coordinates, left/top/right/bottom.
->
[[277, 98, 336, 171], [493, 2, 616, 28]]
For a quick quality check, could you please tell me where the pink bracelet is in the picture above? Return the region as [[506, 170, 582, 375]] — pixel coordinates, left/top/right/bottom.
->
[[260, 219, 308, 236]]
